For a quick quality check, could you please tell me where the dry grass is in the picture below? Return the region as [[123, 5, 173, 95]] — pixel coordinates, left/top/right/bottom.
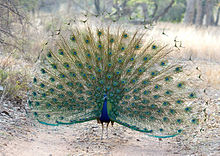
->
[[198, 61, 220, 89], [149, 22, 220, 62], [0, 55, 32, 102]]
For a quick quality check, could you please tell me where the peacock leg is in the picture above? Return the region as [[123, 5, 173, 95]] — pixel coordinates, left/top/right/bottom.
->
[[106, 122, 110, 138], [101, 122, 104, 140]]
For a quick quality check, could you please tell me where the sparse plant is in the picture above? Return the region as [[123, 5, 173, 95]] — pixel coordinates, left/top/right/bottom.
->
[[0, 56, 30, 104]]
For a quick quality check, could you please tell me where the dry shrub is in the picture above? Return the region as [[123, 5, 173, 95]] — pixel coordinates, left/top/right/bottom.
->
[[0, 55, 31, 104]]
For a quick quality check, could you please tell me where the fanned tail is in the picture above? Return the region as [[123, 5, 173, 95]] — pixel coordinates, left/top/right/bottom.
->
[[29, 23, 199, 138]]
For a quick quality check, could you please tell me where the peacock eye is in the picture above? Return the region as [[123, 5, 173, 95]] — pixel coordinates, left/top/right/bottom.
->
[[152, 45, 157, 49], [97, 31, 102, 36], [110, 38, 114, 43]]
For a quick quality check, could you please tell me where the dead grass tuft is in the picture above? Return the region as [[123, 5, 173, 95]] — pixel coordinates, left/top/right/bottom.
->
[[0, 55, 32, 103]]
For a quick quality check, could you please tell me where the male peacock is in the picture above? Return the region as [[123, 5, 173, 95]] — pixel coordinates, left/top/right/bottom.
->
[[28, 24, 199, 139]]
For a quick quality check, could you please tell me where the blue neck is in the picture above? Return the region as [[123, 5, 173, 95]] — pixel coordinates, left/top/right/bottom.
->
[[99, 96, 110, 122]]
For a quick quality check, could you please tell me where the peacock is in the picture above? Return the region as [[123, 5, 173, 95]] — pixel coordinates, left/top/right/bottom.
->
[[28, 24, 199, 139]]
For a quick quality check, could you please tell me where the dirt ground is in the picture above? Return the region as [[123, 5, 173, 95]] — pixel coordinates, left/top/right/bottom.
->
[[0, 121, 181, 156]]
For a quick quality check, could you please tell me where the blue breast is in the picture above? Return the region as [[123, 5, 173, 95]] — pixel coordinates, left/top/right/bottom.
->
[[99, 96, 110, 122]]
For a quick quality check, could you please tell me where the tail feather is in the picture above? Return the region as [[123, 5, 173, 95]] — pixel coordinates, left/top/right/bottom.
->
[[29, 25, 199, 138]]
